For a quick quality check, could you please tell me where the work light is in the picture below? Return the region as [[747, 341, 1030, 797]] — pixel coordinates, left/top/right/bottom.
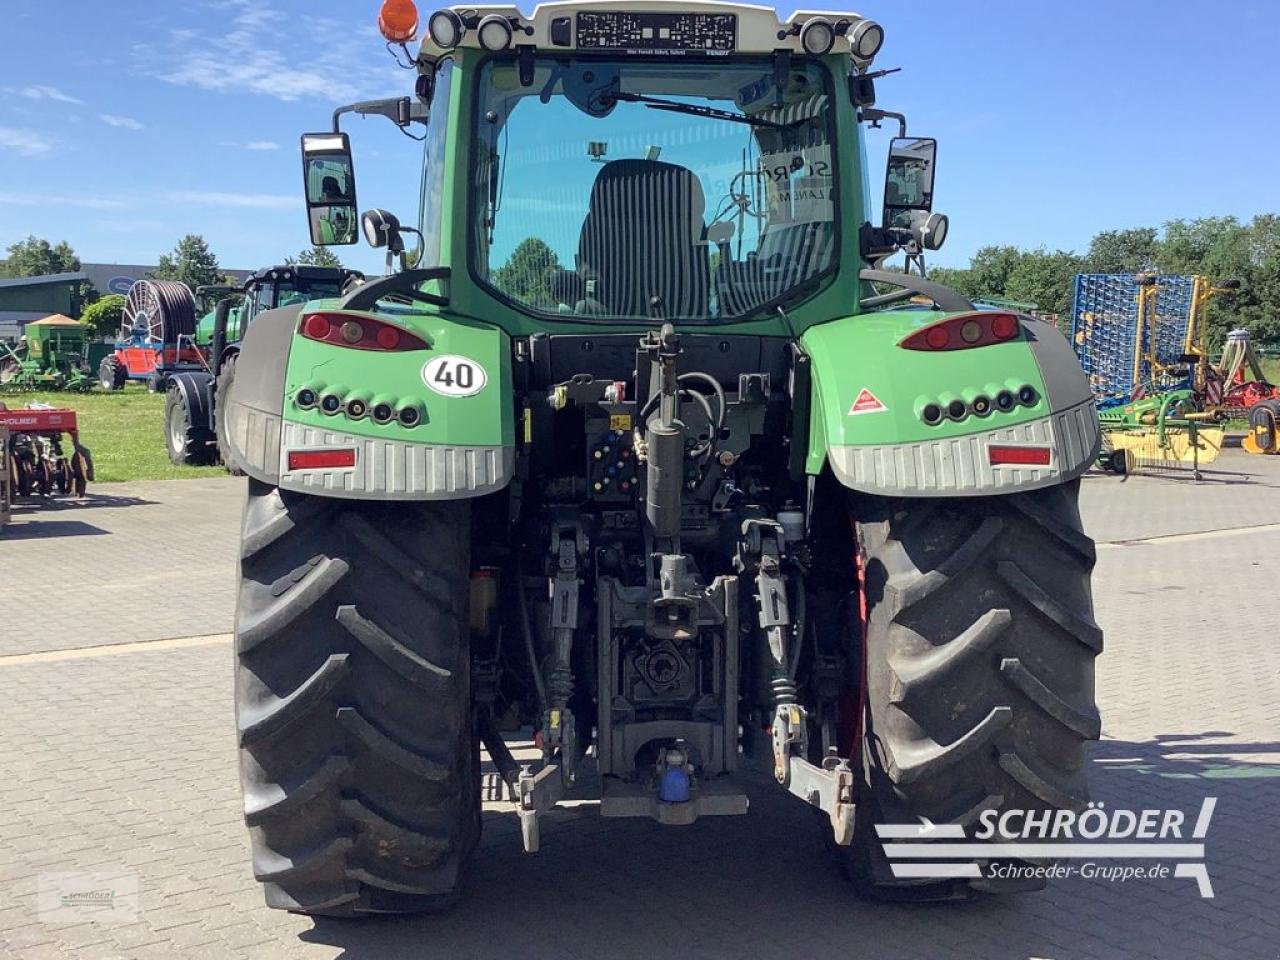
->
[[477, 14, 514, 50], [800, 18, 835, 55], [428, 9, 464, 48], [848, 19, 884, 60]]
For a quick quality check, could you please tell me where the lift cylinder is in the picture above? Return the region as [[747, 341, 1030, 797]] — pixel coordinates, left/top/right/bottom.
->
[[646, 420, 683, 539]]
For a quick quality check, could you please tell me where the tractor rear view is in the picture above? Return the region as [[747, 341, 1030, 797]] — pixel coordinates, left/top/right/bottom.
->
[[223, 0, 1103, 914], [164, 265, 362, 467]]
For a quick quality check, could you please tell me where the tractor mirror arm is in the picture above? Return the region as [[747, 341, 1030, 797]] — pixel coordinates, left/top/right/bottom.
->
[[331, 97, 426, 133], [859, 107, 906, 137], [858, 269, 972, 313]]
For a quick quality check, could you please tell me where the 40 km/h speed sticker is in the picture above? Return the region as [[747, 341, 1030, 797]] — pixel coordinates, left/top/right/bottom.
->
[[422, 355, 487, 397]]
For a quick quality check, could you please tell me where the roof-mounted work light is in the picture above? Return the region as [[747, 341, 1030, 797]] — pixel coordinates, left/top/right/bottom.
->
[[848, 19, 884, 60], [476, 14, 514, 51], [800, 18, 836, 55], [427, 8, 464, 48]]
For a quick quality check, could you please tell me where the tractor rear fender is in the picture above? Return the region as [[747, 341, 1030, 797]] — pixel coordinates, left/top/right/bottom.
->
[[167, 371, 215, 435], [222, 302, 515, 499], [801, 309, 1101, 497]]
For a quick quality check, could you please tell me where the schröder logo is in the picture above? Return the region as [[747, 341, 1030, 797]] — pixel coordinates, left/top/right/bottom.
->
[[877, 798, 1217, 897]]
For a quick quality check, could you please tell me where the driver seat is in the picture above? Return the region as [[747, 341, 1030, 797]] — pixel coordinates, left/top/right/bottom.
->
[[576, 159, 709, 317]]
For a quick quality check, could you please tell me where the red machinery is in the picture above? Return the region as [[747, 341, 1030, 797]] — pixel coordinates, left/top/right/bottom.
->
[[0, 406, 93, 498], [98, 279, 208, 392]]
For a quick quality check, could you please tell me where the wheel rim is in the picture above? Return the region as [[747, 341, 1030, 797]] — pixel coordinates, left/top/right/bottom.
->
[[168, 401, 187, 455]]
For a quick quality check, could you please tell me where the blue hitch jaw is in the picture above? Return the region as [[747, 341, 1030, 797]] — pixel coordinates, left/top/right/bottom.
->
[[658, 766, 691, 804]]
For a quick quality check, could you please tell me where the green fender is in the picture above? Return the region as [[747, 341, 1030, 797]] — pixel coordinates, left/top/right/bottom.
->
[[222, 301, 514, 500], [801, 309, 1100, 497]]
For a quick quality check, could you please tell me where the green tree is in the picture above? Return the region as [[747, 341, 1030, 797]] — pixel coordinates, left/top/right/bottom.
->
[[153, 234, 224, 290], [80, 294, 127, 339], [493, 237, 561, 307], [1085, 227, 1158, 273], [286, 246, 344, 268], [966, 245, 1026, 298], [1004, 249, 1086, 320], [1, 235, 81, 278], [927, 265, 977, 298]]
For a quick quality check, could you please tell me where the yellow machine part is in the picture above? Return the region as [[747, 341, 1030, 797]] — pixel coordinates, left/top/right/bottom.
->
[[1106, 427, 1225, 465], [1242, 433, 1276, 455]]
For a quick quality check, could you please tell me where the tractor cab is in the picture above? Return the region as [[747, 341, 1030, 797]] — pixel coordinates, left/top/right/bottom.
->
[[301, 0, 950, 323], [205, 264, 364, 375]]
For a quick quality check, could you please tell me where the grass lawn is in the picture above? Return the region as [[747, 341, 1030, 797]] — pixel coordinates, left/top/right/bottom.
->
[[2, 387, 226, 483]]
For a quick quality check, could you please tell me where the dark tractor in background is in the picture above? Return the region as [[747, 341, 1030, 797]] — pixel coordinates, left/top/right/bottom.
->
[[164, 265, 362, 467]]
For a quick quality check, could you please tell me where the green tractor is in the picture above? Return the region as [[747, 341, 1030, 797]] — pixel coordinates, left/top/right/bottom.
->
[[225, 0, 1102, 915], [164, 265, 363, 466]]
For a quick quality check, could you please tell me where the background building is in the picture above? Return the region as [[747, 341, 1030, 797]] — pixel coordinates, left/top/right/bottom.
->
[[0, 263, 252, 340]]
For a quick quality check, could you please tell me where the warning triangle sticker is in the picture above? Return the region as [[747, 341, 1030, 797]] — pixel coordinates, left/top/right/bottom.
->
[[848, 388, 887, 416]]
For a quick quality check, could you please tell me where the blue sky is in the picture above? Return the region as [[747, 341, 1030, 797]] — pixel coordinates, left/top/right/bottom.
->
[[1, 0, 1277, 275]]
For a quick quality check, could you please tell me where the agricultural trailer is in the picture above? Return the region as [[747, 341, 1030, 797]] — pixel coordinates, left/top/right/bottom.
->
[[164, 265, 363, 466], [222, 0, 1104, 915]]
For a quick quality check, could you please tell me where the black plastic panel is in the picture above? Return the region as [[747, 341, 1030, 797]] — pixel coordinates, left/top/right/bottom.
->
[[575, 11, 736, 53]]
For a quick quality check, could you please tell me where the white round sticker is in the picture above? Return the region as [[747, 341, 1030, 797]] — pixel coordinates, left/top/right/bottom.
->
[[421, 355, 487, 397]]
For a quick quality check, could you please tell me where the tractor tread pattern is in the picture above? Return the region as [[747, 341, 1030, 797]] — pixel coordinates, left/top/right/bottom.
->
[[336, 605, 453, 687], [1000, 656, 1101, 739], [237, 654, 350, 746], [852, 480, 1100, 897], [235, 480, 476, 915], [238, 557, 349, 652], [243, 755, 350, 825]]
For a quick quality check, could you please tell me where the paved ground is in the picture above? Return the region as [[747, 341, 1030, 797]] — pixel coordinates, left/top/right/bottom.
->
[[1, 453, 1279, 959]]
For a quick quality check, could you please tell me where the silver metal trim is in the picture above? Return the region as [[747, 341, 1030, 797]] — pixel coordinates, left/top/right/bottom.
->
[[828, 399, 1100, 497], [276, 420, 513, 500]]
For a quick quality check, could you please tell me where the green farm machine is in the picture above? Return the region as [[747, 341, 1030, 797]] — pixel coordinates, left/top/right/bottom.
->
[[226, 0, 1103, 915], [0, 316, 109, 392]]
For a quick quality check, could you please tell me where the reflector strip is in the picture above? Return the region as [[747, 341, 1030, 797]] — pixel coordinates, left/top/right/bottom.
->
[[988, 445, 1052, 466], [288, 449, 357, 470]]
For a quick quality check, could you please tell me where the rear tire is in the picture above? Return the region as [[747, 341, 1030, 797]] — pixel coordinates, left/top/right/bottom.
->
[[235, 481, 480, 915], [164, 387, 214, 466], [99, 355, 126, 390], [845, 480, 1101, 897], [214, 355, 245, 475]]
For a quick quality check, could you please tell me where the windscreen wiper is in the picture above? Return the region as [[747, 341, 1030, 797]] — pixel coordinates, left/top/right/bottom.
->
[[604, 91, 797, 130]]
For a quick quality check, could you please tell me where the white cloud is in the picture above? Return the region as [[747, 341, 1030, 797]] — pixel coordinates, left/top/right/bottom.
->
[[21, 85, 82, 104], [219, 139, 280, 151], [0, 192, 127, 211], [165, 190, 295, 210], [0, 126, 54, 156], [142, 2, 383, 103], [100, 114, 145, 130]]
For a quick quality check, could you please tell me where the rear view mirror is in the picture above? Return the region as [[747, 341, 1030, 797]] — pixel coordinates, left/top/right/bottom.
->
[[883, 136, 936, 228], [301, 133, 359, 245]]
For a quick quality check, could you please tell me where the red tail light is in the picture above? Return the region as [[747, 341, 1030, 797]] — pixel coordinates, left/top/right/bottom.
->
[[299, 311, 428, 351], [988, 445, 1052, 466], [900, 312, 1023, 352], [288, 449, 357, 470]]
